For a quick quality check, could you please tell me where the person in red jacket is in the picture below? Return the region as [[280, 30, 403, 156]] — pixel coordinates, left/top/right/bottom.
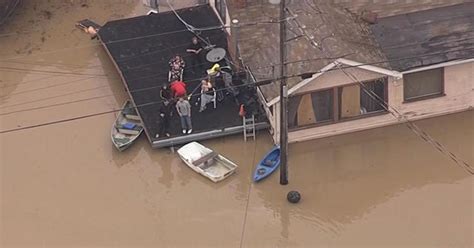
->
[[170, 80, 187, 98]]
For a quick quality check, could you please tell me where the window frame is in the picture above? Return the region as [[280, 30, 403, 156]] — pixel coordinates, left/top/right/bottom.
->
[[337, 78, 388, 120], [288, 77, 389, 131], [403, 67, 445, 103]]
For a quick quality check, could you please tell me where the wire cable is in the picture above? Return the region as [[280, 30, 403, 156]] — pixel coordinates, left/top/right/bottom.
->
[[2, 48, 474, 114], [0, 16, 289, 62]]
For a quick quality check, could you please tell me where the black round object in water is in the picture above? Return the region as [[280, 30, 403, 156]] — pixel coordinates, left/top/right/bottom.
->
[[287, 191, 301, 203]]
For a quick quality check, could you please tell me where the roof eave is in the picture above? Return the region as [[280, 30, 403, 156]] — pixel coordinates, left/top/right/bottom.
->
[[264, 59, 402, 107], [401, 58, 474, 74]]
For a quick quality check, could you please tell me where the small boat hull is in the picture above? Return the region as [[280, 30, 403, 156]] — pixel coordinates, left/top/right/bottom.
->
[[253, 146, 280, 182], [177, 142, 238, 183], [111, 100, 143, 151]]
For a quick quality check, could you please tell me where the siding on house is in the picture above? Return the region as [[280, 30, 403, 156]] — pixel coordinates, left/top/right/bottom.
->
[[287, 61, 473, 143]]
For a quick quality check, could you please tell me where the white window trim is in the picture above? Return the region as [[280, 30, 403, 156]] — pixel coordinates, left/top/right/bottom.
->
[[402, 58, 474, 74]]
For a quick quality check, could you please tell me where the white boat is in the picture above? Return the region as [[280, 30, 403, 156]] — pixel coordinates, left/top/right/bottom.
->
[[177, 142, 238, 183], [111, 100, 143, 151]]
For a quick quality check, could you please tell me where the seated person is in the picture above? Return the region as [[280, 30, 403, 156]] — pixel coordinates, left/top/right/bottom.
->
[[169, 63, 183, 82], [159, 84, 172, 101], [169, 55, 185, 70], [168, 55, 185, 81], [199, 79, 215, 112], [170, 80, 187, 98]]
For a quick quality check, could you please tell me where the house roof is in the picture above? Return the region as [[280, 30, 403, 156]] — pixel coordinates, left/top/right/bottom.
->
[[370, 2, 474, 72], [231, 1, 387, 102], [98, 5, 250, 144], [335, 0, 468, 18]]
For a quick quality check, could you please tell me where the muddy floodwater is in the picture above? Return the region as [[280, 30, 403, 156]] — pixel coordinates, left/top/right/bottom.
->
[[0, 1, 473, 247]]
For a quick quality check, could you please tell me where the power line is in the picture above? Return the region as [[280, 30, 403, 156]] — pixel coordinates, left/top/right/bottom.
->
[[0, 55, 471, 137], [0, 66, 110, 77], [2, 47, 474, 115], [1, 74, 64, 88], [0, 79, 253, 133], [0, 76, 103, 98], [0, 32, 266, 76], [0, 109, 119, 134], [0, 52, 343, 94], [0, 84, 112, 109], [0, 27, 203, 61], [0, 59, 105, 71], [0, 58, 215, 101], [0, 17, 287, 62], [0, 94, 116, 116], [0, 68, 341, 134]]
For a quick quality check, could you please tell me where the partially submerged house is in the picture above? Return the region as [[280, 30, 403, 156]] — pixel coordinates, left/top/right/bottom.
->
[[229, 0, 474, 143], [98, 4, 267, 148]]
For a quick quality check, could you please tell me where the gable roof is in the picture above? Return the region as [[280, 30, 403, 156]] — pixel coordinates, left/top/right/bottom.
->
[[230, 1, 387, 102], [370, 2, 474, 71], [266, 58, 402, 107]]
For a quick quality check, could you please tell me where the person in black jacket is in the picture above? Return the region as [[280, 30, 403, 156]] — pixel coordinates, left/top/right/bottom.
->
[[186, 37, 204, 73], [156, 100, 172, 138], [160, 85, 172, 102]]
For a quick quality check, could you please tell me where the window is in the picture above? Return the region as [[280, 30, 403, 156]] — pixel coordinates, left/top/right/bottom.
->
[[403, 68, 444, 102], [287, 77, 388, 130], [288, 89, 333, 129], [338, 78, 387, 119]]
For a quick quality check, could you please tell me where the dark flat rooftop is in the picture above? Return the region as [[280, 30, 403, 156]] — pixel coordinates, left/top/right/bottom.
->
[[98, 5, 267, 147], [371, 2, 474, 71]]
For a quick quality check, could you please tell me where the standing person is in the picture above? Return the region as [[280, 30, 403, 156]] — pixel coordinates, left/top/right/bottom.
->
[[156, 100, 172, 138], [159, 84, 172, 101], [176, 96, 192, 134], [186, 36, 204, 73]]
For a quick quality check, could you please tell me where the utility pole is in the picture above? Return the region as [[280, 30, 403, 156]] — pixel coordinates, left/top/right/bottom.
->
[[279, 0, 288, 185]]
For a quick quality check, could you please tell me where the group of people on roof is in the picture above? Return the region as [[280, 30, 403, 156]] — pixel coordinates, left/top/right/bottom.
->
[[156, 36, 232, 139]]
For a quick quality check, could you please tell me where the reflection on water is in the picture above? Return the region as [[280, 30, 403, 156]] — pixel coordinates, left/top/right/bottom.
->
[[1, 0, 473, 247]]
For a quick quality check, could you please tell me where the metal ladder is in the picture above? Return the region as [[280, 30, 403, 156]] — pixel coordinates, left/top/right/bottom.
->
[[243, 115, 256, 141]]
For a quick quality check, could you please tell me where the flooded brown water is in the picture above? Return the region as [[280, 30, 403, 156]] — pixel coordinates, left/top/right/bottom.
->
[[1, 1, 473, 247]]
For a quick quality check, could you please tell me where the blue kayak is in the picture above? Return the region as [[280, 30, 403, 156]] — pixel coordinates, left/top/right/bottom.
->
[[253, 146, 281, 182]]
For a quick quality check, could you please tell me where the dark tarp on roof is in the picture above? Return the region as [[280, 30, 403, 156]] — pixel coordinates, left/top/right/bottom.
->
[[371, 2, 474, 72]]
